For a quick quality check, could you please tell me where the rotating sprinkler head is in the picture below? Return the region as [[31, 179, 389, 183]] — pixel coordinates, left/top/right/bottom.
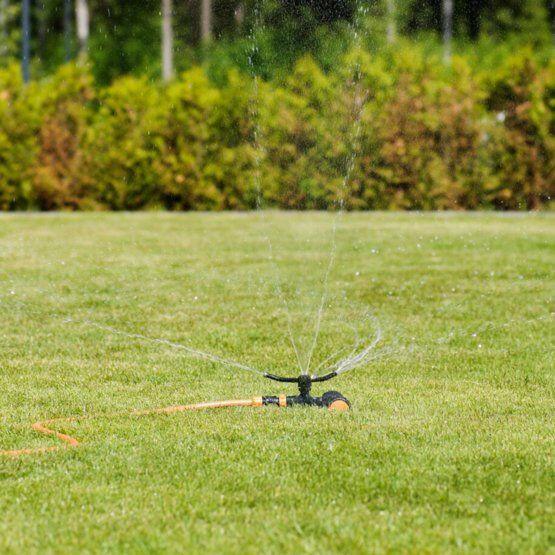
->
[[261, 371, 351, 411]]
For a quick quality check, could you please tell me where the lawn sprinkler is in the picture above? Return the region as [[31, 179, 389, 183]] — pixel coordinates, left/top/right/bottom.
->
[[0, 325, 360, 457], [0, 369, 350, 458], [261, 371, 351, 411]]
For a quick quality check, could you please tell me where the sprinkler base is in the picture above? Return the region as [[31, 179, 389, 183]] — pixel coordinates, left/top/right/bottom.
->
[[261, 390, 350, 411], [262, 373, 351, 410]]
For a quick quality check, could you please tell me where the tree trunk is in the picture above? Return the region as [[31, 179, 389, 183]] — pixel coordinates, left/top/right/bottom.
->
[[0, 0, 7, 58], [75, 0, 89, 57], [234, 2, 245, 28], [201, 0, 212, 43], [466, 0, 480, 39], [442, 0, 453, 64], [386, 0, 396, 44], [38, 1, 47, 55], [21, 0, 30, 82], [161, 0, 174, 81], [64, 0, 72, 62]]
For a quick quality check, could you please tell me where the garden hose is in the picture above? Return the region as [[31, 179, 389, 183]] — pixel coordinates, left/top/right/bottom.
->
[[1, 385, 349, 458]]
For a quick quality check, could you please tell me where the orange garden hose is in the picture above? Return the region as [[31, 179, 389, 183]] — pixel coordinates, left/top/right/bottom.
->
[[0, 397, 264, 458], [1, 379, 351, 458]]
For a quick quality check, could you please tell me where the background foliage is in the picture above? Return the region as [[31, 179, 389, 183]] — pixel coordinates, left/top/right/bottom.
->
[[0, 0, 553, 210], [1, 44, 552, 211]]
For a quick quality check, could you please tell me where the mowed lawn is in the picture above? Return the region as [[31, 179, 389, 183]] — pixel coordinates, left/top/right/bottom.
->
[[0, 212, 553, 554]]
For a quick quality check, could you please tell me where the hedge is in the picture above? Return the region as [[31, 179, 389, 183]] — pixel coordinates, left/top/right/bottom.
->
[[0, 45, 553, 211]]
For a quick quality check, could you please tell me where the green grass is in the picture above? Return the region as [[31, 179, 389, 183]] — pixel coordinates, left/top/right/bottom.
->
[[0, 212, 553, 554]]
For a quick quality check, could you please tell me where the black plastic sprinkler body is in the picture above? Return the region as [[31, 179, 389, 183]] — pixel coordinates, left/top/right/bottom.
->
[[261, 371, 351, 411]]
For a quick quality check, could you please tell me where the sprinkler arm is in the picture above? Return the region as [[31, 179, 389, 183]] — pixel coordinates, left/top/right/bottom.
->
[[263, 371, 337, 383]]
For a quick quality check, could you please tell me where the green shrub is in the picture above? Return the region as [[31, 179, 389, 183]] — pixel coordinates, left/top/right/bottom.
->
[[484, 51, 554, 209], [0, 44, 553, 211], [0, 64, 39, 209], [83, 75, 165, 210], [356, 49, 495, 209], [259, 55, 359, 209], [0, 63, 95, 210], [32, 64, 95, 210], [209, 70, 258, 209], [155, 68, 225, 210]]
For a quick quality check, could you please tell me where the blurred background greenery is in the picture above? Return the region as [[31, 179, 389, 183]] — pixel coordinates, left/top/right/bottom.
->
[[0, 0, 553, 210], [2, 0, 553, 83]]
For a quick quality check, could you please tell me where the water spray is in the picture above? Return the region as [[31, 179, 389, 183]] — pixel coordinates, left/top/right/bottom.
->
[[0, 331, 353, 458], [1, 303, 551, 458]]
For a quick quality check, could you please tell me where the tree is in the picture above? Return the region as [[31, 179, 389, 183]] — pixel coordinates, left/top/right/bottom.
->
[[64, 0, 72, 61], [162, 0, 174, 81], [37, 0, 48, 54], [386, 0, 396, 44], [235, 2, 245, 28], [442, 0, 453, 63], [21, 0, 30, 81], [0, 0, 7, 57], [201, 0, 212, 43], [75, 0, 89, 57]]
